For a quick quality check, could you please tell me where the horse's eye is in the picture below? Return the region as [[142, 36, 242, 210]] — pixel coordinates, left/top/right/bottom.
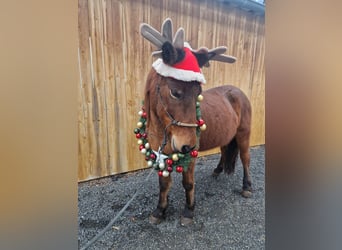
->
[[170, 89, 183, 99]]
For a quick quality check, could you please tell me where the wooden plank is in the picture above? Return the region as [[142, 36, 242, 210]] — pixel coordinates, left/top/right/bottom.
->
[[92, 0, 106, 177], [78, 0, 98, 181], [104, 0, 119, 175], [78, 47, 87, 180], [100, 0, 111, 175], [112, 0, 126, 174], [249, 15, 265, 146]]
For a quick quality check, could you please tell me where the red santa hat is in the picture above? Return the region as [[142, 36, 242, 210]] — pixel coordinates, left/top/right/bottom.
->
[[152, 45, 206, 84]]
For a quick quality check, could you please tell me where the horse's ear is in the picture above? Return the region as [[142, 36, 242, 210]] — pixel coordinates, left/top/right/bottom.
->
[[193, 48, 210, 68], [161, 41, 185, 65]]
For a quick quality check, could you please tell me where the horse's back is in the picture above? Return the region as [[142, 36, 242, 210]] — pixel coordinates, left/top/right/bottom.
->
[[204, 85, 251, 125], [221, 85, 252, 132], [199, 85, 251, 151]]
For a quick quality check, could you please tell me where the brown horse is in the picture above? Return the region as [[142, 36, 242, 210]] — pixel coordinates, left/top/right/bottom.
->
[[143, 71, 252, 225], [140, 19, 252, 226]]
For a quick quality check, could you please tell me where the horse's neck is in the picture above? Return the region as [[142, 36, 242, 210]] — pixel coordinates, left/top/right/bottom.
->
[[146, 108, 166, 151]]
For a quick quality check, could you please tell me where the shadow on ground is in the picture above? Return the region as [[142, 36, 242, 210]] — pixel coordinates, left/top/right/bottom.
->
[[78, 145, 265, 250]]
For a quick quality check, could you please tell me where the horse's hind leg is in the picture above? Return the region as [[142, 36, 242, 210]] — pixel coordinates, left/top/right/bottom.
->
[[212, 138, 239, 178], [236, 131, 252, 198], [212, 146, 225, 177], [149, 175, 172, 224]]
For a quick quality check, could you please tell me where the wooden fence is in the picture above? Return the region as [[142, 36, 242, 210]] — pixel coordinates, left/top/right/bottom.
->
[[78, 0, 265, 181]]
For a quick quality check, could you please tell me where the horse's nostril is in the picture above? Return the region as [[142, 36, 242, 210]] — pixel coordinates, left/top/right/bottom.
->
[[181, 145, 191, 154]]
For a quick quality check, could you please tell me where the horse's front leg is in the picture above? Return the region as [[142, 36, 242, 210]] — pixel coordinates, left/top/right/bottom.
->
[[181, 160, 196, 226], [149, 175, 172, 224]]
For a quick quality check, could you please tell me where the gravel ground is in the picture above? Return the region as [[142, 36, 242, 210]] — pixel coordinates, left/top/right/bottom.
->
[[78, 145, 265, 250]]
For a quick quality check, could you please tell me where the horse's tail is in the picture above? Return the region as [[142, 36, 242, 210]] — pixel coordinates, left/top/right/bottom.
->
[[223, 137, 239, 174]]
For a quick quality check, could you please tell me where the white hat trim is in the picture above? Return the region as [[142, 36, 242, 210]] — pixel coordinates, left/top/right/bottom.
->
[[152, 58, 206, 84]]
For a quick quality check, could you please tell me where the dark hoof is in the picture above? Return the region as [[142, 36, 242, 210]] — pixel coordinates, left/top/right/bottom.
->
[[149, 215, 162, 224], [212, 171, 220, 178], [181, 205, 194, 226], [241, 190, 252, 198], [149, 207, 166, 224], [226, 169, 235, 175], [180, 216, 193, 226], [212, 166, 223, 178]]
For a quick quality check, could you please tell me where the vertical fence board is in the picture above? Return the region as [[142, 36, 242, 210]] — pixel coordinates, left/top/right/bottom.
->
[[103, 0, 117, 175], [78, 0, 265, 181]]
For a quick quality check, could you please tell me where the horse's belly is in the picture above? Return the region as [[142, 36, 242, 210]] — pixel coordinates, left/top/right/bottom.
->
[[198, 89, 239, 151]]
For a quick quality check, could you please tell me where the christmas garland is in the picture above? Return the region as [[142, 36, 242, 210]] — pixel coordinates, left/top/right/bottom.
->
[[134, 94, 206, 177]]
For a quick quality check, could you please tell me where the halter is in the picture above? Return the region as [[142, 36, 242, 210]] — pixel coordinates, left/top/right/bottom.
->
[[155, 81, 198, 155], [156, 84, 198, 128]]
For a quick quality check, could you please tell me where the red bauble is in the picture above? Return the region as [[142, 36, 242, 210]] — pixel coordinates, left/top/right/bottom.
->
[[167, 166, 173, 172], [141, 112, 147, 118], [158, 171, 163, 177], [176, 166, 183, 173], [139, 145, 145, 151], [166, 159, 173, 165], [190, 150, 198, 158], [136, 133, 142, 139], [150, 153, 156, 160], [142, 133, 147, 138], [197, 119, 205, 126]]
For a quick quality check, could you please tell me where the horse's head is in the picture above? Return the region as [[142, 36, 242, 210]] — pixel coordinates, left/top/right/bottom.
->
[[140, 18, 236, 155], [145, 69, 202, 154]]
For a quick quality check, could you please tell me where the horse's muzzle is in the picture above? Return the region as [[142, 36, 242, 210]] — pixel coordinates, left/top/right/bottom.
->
[[171, 137, 195, 154], [181, 145, 193, 154]]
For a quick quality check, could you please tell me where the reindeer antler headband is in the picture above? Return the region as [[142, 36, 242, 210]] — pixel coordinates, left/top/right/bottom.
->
[[140, 18, 236, 84]]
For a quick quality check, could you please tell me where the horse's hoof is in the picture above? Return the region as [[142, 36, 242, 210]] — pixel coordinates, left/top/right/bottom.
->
[[180, 216, 193, 226], [241, 190, 252, 198], [149, 215, 162, 224], [212, 171, 220, 178], [212, 166, 223, 178]]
